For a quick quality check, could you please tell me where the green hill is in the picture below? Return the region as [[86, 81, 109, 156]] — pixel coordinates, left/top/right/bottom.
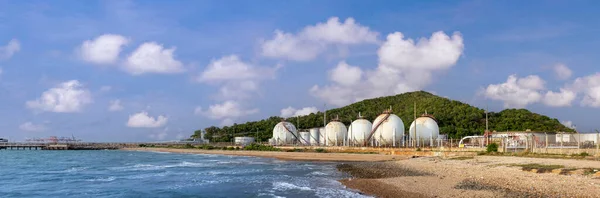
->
[[193, 91, 574, 142]]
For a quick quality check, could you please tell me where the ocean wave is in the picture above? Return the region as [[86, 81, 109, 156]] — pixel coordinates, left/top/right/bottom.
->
[[308, 171, 329, 176], [315, 187, 371, 198], [272, 182, 312, 191], [85, 176, 116, 182], [110, 161, 209, 171]]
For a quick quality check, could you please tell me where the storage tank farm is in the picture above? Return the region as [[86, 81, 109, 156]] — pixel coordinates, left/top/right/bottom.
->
[[318, 127, 326, 146], [348, 112, 372, 146], [370, 109, 405, 147], [309, 128, 320, 146], [299, 131, 311, 145], [272, 121, 298, 145], [325, 116, 348, 146], [409, 114, 440, 146]]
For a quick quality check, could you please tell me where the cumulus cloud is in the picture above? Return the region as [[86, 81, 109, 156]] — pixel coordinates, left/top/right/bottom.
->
[[560, 120, 576, 130], [108, 99, 124, 111], [26, 80, 93, 113], [78, 34, 129, 64], [0, 39, 20, 60], [196, 101, 258, 126], [197, 100, 258, 120], [197, 55, 278, 100], [483, 75, 545, 108], [149, 127, 169, 140], [280, 106, 319, 118], [543, 89, 576, 107], [126, 111, 168, 128], [553, 64, 572, 80], [311, 31, 464, 106], [19, 122, 46, 132], [329, 61, 362, 86], [124, 42, 184, 75], [261, 17, 379, 61], [569, 73, 600, 107]]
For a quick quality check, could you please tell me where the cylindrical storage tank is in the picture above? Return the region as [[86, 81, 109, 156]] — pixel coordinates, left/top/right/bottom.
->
[[299, 131, 311, 145], [348, 118, 372, 146], [325, 121, 347, 146], [409, 116, 439, 142], [318, 127, 326, 146], [272, 121, 298, 145], [309, 128, 320, 146], [371, 113, 404, 146], [234, 137, 255, 146]]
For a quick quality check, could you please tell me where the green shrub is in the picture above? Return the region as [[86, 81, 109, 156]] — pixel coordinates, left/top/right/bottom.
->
[[486, 143, 498, 153], [416, 148, 422, 152], [315, 148, 327, 153], [184, 143, 194, 149], [139, 144, 147, 147], [242, 143, 281, 151]]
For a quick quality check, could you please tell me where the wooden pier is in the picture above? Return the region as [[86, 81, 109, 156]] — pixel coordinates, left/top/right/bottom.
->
[[0, 142, 206, 150]]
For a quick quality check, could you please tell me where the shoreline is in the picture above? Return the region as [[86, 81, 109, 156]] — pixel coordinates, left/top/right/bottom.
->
[[122, 147, 406, 162], [124, 147, 600, 198]]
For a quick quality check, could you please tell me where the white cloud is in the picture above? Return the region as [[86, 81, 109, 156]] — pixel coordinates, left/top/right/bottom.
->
[[561, 120, 576, 130], [197, 55, 278, 100], [123, 42, 184, 75], [78, 34, 129, 64], [311, 31, 464, 106], [149, 127, 169, 140], [108, 99, 124, 111], [126, 111, 168, 128], [543, 89, 576, 107], [280, 106, 319, 118], [569, 73, 600, 107], [198, 100, 258, 120], [19, 122, 46, 132], [26, 80, 93, 113], [261, 17, 379, 61], [483, 74, 545, 108], [0, 39, 20, 60], [194, 106, 203, 115], [553, 64, 572, 80], [329, 61, 362, 86]]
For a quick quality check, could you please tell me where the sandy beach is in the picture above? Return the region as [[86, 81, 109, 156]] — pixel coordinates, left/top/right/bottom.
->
[[125, 147, 600, 198], [123, 147, 405, 162]]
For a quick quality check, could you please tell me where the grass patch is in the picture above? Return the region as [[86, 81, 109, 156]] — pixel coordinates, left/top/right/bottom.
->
[[242, 143, 281, 151], [510, 163, 564, 173]]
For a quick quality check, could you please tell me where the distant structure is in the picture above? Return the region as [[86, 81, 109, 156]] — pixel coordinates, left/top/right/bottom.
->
[[348, 112, 372, 146], [368, 108, 404, 147], [234, 137, 255, 146], [409, 113, 440, 146], [325, 115, 347, 146], [272, 120, 298, 145]]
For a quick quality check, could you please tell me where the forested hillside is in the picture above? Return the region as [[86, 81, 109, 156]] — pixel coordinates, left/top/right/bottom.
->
[[192, 91, 574, 142]]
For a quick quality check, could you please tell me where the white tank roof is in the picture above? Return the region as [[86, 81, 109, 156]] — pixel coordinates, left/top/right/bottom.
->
[[409, 116, 439, 140]]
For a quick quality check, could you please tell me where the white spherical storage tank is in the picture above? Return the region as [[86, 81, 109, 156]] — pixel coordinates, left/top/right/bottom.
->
[[371, 113, 404, 146], [409, 116, 439, 141], [318, 127, 326, 146], [299, 131, 311, 145], [309, 128, 320, 146], [348, 118, 372, 146], [272, 121, 298, 145], [325, 120, 347, 146]]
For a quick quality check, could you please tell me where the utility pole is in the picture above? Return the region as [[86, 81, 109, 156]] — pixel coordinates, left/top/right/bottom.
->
[[323, 103, 327, 146], [414, 101, 417, 147]]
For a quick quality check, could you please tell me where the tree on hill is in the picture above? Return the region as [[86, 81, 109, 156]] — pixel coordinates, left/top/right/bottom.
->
[[193, 91, 575, 142]]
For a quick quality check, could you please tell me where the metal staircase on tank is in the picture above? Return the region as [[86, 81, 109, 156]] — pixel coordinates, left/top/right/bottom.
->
[[364, 109, 392, 146], [281, 119, 306, 146]]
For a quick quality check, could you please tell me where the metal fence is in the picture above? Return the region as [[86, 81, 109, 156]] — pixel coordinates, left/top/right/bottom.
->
[[265, 133, 600, 156]]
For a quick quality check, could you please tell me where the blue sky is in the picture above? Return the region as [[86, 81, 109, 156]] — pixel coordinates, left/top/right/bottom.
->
[[1, 0, 599, 142]]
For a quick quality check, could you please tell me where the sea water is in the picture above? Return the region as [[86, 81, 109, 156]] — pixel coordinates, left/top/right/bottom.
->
[[0, 150, 369, 198]]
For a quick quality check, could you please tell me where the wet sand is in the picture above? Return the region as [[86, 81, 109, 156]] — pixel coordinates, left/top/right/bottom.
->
[[122, 147, 405, 162]]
